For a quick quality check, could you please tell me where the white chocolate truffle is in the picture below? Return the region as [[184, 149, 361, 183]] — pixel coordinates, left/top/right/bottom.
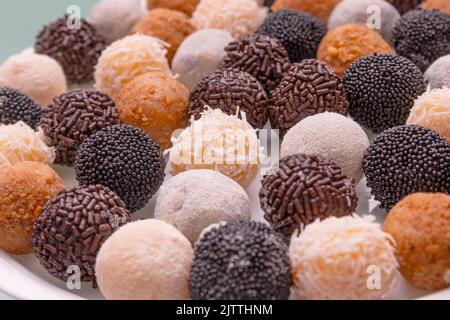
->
[[95, 219, 193, 300], [155, 169, 251, 243], [192, 0, 267, 38], [172, 29, 234, 91], [0, 52, 67, 107], [290, 215, 398, 300], [424, 54, 450, 89], [281, 112, 370, 182]]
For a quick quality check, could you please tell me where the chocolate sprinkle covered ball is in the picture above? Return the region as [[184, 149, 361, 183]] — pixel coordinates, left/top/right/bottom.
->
[[256, 10, 326, 63], [269, 59, 348, 138], [189, 69, 269, 129], [32, 184, 130, 284], [189, 221, 291, 300], [363, 125, 450, 210], [220, 34, 291, 92], [387, 0, 424, 14], [35, 16, 106, 83], [343, 55, 426, 133], [75, 124, 165, 213], [260, 154, 358, 240], [40, 90, 120, 166], [0, 87, 42, 129], [392, 9, 450, 72]]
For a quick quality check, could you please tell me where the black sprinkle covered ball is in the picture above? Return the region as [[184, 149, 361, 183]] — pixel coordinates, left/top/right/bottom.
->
[[189, 221, 291, 300], [74, 124, 166, 213], [386, 0, 424, 14], [363, 125, 450, 210], [40, 89, 120, 166], [256, 9, 326, 63], [0, 87, 42, 129], [32, 184, 130, 284], [392, 9, 450, 71], [343, 54, 426, 133]]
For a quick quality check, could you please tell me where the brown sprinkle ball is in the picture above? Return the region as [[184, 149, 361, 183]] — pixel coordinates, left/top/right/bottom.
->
[[32, 185, 131, 285], [259, 154, 358, 241], [40, 89, 120, 166]]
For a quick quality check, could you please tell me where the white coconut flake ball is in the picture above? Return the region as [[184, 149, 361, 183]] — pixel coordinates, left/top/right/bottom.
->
[[424, 54, 450, 89]]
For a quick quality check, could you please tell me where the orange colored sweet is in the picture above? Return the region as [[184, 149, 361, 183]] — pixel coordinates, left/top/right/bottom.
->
[[272, 0, 341, 22], [421, 0, 450, 14], [116, 72, 189, 150], [317, 24, 394, 77], [147, 0, 200, 16], [383, 193, 450, 292]]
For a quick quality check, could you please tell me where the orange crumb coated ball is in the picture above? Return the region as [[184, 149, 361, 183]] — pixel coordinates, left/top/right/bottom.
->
[[0, 162, 64, 254], [117, 72, 189, 150], [147, 0, 200, 16], [383, 193, 450, 292], [317, 24, 394, 77], [131, 8, 196, 62], [421, 0, 450, 14], [272, 0, 341, 22]]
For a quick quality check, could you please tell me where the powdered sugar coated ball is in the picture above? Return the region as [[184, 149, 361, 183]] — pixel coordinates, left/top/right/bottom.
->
[[424, 54, 450, 89]]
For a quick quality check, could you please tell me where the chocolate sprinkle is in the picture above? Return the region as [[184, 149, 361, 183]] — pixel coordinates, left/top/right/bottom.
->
[[189, 221, 291, 300], [0, 87, 42, 129], [189, 68, 269, 129], [40, 89, 120, 166], [35, 16, 106, 83], [269, 59, 348, 138], [260, 154, 358, 241], [32, 185, 130, 285], [386, 0, 424, 14], [363, 125, 450, 210]]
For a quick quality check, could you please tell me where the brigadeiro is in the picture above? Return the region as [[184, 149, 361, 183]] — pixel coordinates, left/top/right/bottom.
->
[[40, 89, 120, 166], [75, 124, 165, 213], [259, 154, 358, 241], [32, 185, 130, 284], [0, 87, 42, 129], [189, 69, 269, 129], [256, 10, 326, 63], [269, 59, 348, 138], [343, 54, 426, 133], [189, 221, 291, 300], [387, 0, 423, 14], [35, 16, 106, 83], [220, 34, 291, 92], [392, 9, 450, 72], [363, 125, 450, 210]]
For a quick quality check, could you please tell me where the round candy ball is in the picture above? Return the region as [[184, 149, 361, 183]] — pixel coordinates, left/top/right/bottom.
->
[[421, 0, 450, 14], [272, 0, 341, 22], [0, 52, 67, 107], [96, 219, 193, 300], [131, 8, 196, 63], [94, 35, 171, 99], [0, 87, 42, 129], [155, 170, 251, 243], [281, 112, 370, 182], [343, 54, 426, 133], [189, 69, 269, 129], [392, 9, 450, 72], [147, 0, 200, 16], [117, 72, 189, 150], [192, 0, 267, 38], [40, 90, 120, 166], [189, 221, 291, 300], [256, 9, 326, 63], [387, 0, 424, 14], [270, 59, 348, 138], [75, 124, 166, 213], [424, 54, 450, 89], [317, 24, 394, 77], [363, 125, 450, 210], [0, 162, 64, 254], [290, 215, 398, 300], [384, 193, 450, 291], [35, 16, 106, 84]]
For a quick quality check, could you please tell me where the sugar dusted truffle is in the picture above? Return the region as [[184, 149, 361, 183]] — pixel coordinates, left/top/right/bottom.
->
[[424, 54, 450, 89]]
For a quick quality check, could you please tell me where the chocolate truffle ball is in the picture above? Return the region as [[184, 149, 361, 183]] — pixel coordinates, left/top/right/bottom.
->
[[189, 221, 291, 300], [32, 185, 130, 284], [189, 69, 269, 129], [75, 125, 165, 213], [387, 0, 423, 14], [220, 34, 291, 92], [343, 54, 426, 133], [260, 154, 358, 241], [272, 0, 341, 22], [35, 16, 106, 83], [0, 87, 42, 129], [392, 9, 450, 72], [424, 54, 450, 89], [257, 10, 326, 63], [363, 125, 450, 210], [40, 90, 120, 166], [269, 59, 348, 138]]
